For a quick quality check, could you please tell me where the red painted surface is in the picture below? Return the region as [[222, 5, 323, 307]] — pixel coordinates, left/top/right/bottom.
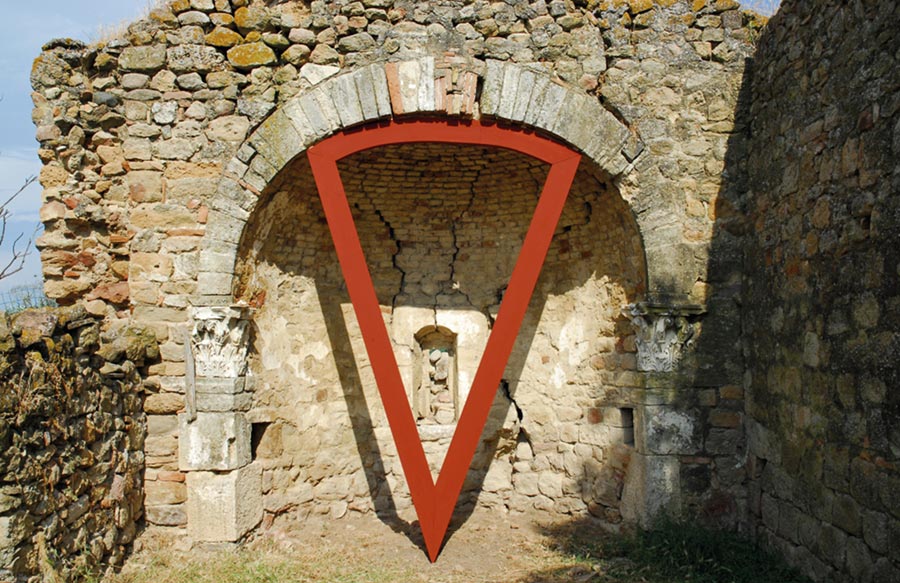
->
[[307, 119, 581, 561]]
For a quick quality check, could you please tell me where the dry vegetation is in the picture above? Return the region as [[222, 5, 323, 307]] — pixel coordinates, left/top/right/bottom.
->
[[95, 512, 809, 583]]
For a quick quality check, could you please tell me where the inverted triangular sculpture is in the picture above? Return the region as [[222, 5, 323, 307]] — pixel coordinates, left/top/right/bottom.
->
[[307, 119, 581, 561]]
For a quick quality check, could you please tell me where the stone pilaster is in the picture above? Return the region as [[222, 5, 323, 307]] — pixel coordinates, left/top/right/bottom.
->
[[180, 305, 261, 543]]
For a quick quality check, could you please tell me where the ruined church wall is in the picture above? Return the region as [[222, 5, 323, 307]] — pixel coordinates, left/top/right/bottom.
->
[[29, 0, 760, 539], [743, 0, 900, 580]]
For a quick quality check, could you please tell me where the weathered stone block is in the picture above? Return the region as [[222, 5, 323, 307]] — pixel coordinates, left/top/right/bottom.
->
[[330, 73, 365, 128], [207, 115, 251, 143], [196, 391, 252, 412], [205, 27, 243, 48], [145, 393, 184, 415], [145, 504, 187, 527], [250, 109, 304, 168], [178, 412, 251, 470], [186, 463, 263, 542], [501, 64, 532, 122], [337, 32, 375, 53], [145, 480, 187, 505], [387, 58, 434, 115], [167, 44, 226, 74], [637, 407, 700, 455], [621, 453, 681, 527], [195, 377, 245, 395], [119, 45, 167, 72], [227, 42, 277, 69], [300, 63, 340, 86]]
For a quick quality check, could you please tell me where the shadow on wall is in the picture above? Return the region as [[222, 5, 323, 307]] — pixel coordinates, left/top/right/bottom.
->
[[314, 282, 537, 551], [737, 0, 900, 579], [664, 28, 755, 527], [580, 57, 754, 530]]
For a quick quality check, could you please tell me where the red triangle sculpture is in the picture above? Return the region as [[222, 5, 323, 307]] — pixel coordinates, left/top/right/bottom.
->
[[307, 119, 581, 561]]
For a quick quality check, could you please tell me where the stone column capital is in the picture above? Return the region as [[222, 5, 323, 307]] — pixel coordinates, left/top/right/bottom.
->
[[190, 305, 254, 378], [624, 302, 705, 373]]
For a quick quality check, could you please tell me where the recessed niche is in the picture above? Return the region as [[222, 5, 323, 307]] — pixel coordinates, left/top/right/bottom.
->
[[620, 408, 635, 446], [251, 422, 271, 460], [412, 326, 458, 426]]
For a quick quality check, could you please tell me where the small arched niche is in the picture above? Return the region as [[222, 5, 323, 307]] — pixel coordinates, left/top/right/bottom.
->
[[412, 325, 459, 426]]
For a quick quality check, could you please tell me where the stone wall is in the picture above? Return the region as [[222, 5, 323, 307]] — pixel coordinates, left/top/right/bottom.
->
[[743, 0, 900, 580], [0, 308, 157, 581], [30, 0, 760, 548]]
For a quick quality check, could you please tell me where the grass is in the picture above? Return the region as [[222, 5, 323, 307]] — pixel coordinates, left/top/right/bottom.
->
[[91, 518, 812, 583], [106, 542, 413, 583], [90, 0, 162, 46], [545, 518, 813, 583]]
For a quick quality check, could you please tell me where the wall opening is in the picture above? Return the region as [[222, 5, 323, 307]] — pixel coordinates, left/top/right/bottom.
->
[[620, 408, 635, 446], [251, 422, 272, 461]]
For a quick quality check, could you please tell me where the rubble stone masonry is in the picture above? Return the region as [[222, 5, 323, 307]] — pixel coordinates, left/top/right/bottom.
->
[[0, 308, 157, 580], [30, 0, 760, 552]]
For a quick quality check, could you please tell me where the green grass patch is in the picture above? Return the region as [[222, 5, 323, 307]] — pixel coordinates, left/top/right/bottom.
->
[[558, 518, 811, 583]]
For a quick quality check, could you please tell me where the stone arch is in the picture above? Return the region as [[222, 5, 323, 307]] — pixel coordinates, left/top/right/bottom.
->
[[196, 58, 681, 305]]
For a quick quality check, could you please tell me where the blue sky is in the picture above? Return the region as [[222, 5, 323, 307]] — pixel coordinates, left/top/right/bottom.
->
[[0, 1, 146, 292]]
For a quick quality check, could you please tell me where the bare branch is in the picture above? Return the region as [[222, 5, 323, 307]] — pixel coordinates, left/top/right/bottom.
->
[[0, 175, 39, 281], [1, 175, 37, 210]]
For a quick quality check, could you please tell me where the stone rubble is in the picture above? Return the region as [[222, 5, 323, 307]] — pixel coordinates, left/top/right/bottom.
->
[[0, 307, 157, 581]]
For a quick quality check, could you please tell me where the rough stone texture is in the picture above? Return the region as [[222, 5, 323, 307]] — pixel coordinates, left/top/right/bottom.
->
[[743, 0, 900, 581], [0, 307, 157, 581], [236, 144, 645, 520], [178, 412, 252, 471]]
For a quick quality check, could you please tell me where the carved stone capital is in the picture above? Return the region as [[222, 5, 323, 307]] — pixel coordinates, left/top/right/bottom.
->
[[190, 305, 253, 378], [625, 303, 704, 373]]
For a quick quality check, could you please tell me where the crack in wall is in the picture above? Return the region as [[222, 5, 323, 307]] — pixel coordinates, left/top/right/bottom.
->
[[375, 206, 407, 313], [500, 379, 523, 423], [439, 171, 482, 327], [356, 199, 407, 315]]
